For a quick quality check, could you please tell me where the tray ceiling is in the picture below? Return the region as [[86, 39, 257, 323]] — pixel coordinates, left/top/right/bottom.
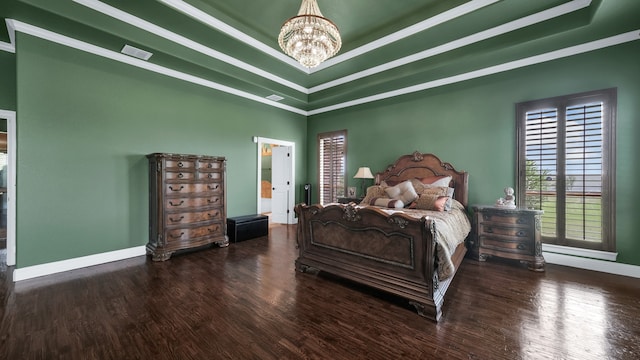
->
[[1, 0, 639, 115]]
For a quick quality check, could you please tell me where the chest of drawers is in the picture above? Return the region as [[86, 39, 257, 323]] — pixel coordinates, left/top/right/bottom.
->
[[147, 153, 229, 261], [469, 205, 545, 271]]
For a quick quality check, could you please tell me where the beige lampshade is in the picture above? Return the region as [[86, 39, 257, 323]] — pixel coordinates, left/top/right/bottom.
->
[[353, 167, 374, 179]]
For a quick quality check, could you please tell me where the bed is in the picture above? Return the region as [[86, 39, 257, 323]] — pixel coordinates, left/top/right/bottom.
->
[[294, 151, 471, 321]]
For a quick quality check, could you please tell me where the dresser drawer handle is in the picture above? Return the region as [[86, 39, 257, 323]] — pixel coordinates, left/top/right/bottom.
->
[[207, 173, 214, 178], [517, 230, 526, 237], [208, 184, 219, 190], [207, 198, 219, 204], [169, 232, 184, 239], [485, 226, 493, 233], [517, 243, 526, 250], [169, 185, 184, 192], [169, 200, 184, 207], [169, 216, 184, 222], [208, 211, 219, 218], [208, 226, 219, 233], [177, 173, 184, 178], [482, 214, 491, 221], [207, 163, 213, 168], [516, 218, 526, 224], [178, 162, 184, 168]]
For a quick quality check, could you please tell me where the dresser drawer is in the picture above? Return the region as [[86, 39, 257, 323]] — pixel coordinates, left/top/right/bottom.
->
[[165, 195, 223, 209], [166, 222, 225, 242], [165, 171, 195, 181], [164, 182, 223, 195], [165, 159, 196, 170], [166, 209, 223, 226], [196, 171, 222, 181], [479, 236, 532, 255], [197, 159, 224, 171]]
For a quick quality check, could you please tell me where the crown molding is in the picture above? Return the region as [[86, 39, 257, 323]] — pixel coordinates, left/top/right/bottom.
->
[[5, 19, 308, 115], [158, 0, 308, 73], [5, 20, 637, 117], [312, 0, 501, 73], [309, 0, 593, 93], [72, 0, 309, 94], [308, 30, 640, 115], [73, 0, 594, 96], [1, 19, 15, 53]]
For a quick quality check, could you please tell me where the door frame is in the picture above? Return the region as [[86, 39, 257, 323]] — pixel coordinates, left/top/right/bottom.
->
[[256, 137, 296, 224], [0, 109, 16, 266]]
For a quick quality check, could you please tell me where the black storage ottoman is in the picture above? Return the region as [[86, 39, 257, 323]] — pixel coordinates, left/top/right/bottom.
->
[[227, 214, 269, 243]]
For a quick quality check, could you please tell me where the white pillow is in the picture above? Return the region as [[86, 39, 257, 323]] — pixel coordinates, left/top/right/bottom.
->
[[384, 180, 418, 206]]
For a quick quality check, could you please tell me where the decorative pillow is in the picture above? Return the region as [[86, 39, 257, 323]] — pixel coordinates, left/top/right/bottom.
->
[[420, 175, 452, 187], [380, 180, 400, 187], [419, 186, 455, 210], [420, 186, 448, 197], [370, 197, 404, 209], [360, 185, 387, 205], [384, 180, 418, 206], [414, 194, 449, 211]]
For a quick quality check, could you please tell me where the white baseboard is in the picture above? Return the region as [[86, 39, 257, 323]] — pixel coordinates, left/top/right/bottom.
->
[[543, 251, 640, 279], [12, 246, 147, 282], [10, 244, 639, 281]]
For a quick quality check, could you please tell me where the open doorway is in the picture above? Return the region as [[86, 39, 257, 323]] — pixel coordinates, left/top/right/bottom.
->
[[256, 137, 295, 225], [0, 110, 16, 268]]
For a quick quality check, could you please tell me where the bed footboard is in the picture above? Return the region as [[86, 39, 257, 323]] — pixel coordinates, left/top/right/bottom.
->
[[295, 203, 462, 321]]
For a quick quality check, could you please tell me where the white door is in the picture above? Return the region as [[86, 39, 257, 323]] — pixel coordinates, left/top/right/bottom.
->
[[271, 146, 292, 224]]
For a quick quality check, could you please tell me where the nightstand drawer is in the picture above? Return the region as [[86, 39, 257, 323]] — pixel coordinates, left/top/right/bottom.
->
[[480, 213, 531, 226], [478, 224, 531, 238], [479, 236, 532, 255]]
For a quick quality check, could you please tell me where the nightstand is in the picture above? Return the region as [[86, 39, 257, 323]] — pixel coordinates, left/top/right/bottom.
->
[[469, 205, 545, 271], [337, 197, 363, 204]]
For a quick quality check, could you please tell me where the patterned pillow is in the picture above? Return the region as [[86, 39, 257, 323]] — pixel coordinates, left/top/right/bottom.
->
[[414, 194, 449, 211], [384, 180, 418, 206], [410, 176, 452, 193], [415, 186, 455, 210], [360, 185, 387, 205]]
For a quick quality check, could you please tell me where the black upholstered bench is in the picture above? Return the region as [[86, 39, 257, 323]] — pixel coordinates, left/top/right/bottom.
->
[[227, 214, 269, 243]]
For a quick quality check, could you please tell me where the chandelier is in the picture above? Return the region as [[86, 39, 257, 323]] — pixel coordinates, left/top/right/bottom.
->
[[278, 0, 341, 68]]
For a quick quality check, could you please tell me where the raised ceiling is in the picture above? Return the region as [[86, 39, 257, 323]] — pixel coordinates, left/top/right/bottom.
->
[[1, 0, 639, 115]]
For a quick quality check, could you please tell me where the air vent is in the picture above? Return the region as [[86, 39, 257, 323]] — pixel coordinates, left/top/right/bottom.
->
[[121, 44, 153, 61], [266, 94, 284, 102]]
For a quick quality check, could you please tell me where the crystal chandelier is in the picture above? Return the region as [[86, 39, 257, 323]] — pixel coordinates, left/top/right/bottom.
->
[[278, 0, 341, 68]]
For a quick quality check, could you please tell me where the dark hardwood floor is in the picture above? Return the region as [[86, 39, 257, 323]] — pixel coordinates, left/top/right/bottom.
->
[[1, 224, 639, 359]]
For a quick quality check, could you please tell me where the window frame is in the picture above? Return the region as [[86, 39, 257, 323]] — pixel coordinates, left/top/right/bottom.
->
[[317, 130, 347, 205], [516, 88, 616, 252]]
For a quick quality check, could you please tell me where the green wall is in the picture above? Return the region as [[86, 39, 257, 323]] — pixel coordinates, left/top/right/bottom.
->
[[16, 33, 306, 267], [307, 41, 640, 266], [0, 50, 16, 111]]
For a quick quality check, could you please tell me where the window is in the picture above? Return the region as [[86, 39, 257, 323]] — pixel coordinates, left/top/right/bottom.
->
[[516, 88, 616, 252], [318, 130, 347, 205]]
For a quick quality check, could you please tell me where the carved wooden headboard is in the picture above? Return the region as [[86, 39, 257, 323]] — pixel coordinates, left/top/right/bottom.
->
[[374, 151, 469, 207]]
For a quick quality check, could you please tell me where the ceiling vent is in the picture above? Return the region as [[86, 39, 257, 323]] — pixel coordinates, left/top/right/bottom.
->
[[121, 44, 153, 61], [266, 94, 284, 102]]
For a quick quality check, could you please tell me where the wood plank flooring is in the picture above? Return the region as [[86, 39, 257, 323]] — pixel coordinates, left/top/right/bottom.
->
[[1, 224, 639, 359]]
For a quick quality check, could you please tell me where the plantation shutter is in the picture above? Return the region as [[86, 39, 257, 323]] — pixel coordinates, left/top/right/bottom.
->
[[318, 130, 347, 205], [517, 88, 615, 252]]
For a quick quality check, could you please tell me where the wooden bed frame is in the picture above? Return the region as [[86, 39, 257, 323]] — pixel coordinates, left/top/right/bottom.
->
[[294, 151, 469, 321]]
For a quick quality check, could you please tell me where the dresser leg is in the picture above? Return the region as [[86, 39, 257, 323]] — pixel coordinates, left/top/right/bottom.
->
[[215, 236, 230, 247]]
